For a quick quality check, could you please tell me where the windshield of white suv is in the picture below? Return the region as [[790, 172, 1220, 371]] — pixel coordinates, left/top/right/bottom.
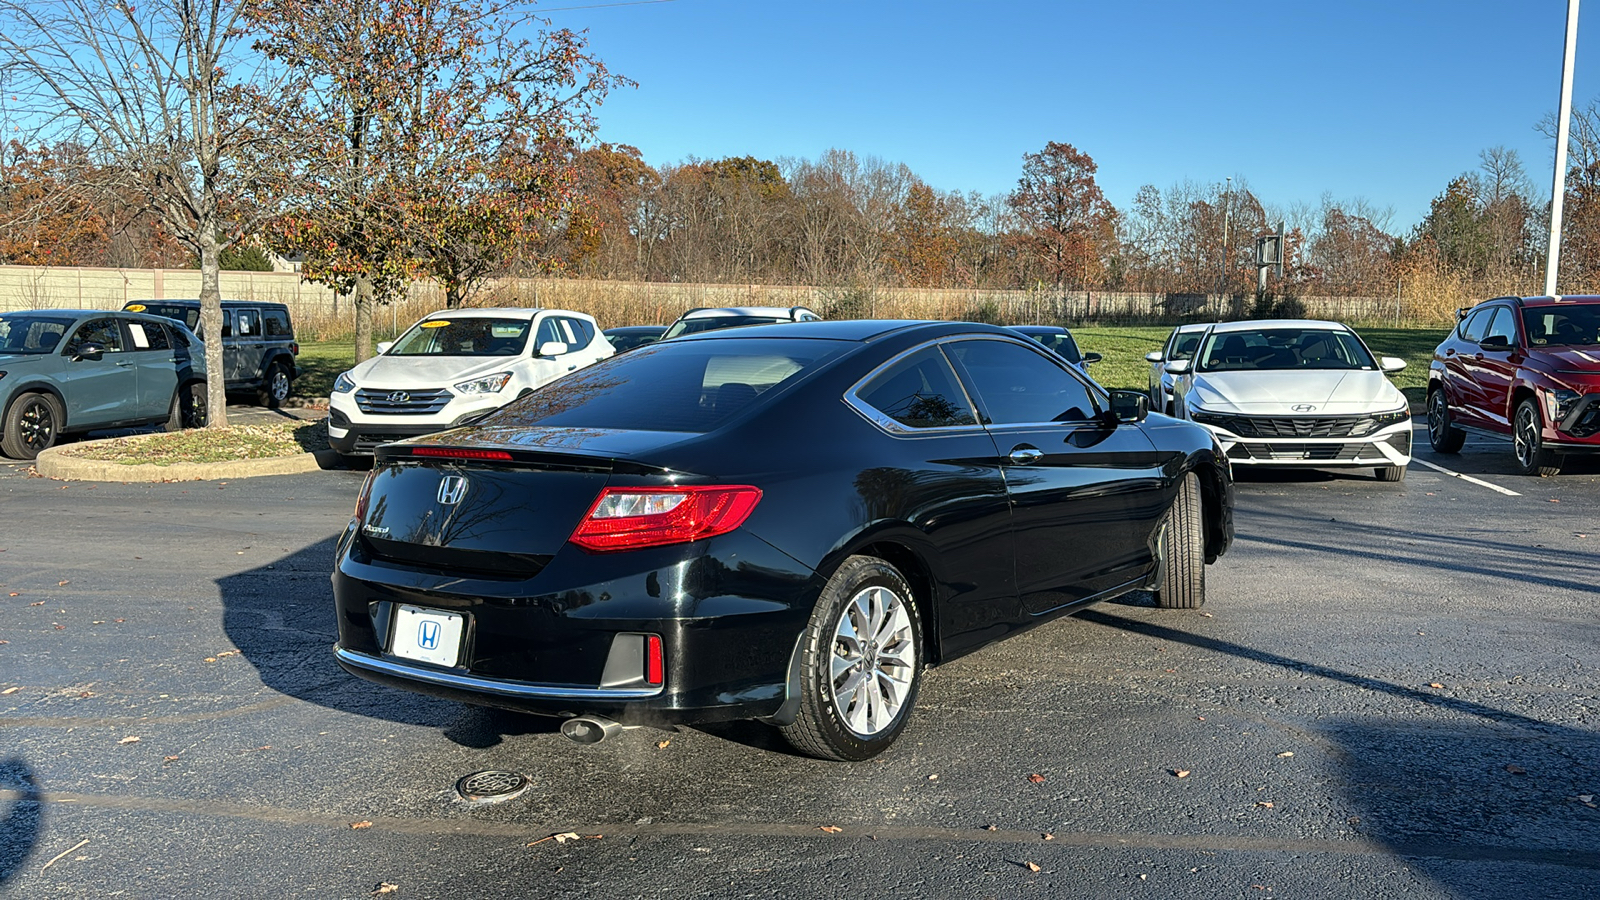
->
[[388, 318, 531, 356], [661, 315, 787, 340], [1522, 304, 1600, 347], [0, 314, 75, 354], [1196, 328, 1376, 372]]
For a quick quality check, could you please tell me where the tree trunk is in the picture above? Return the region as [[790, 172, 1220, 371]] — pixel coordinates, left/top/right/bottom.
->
[[354, 274, 376, 363], [445, 278, 461, 309], [197, 229, 229, 428]]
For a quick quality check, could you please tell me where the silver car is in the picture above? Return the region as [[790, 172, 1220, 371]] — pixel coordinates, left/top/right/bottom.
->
[[1145, 323, 1210, 415]]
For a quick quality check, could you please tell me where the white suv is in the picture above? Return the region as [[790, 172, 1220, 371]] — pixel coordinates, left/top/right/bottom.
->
[[327, 308, 613, 456]]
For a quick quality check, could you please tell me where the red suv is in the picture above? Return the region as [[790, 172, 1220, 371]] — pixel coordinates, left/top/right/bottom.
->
[[1427, 295, 1600, 475]]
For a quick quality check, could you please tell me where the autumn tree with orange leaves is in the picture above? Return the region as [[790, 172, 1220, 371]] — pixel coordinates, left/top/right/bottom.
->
[[1007, 142, 1117, 291], [249, 0, 626, 359]]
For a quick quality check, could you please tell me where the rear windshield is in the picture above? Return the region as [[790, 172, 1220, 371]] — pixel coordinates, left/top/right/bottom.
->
[[389, 318, 531, 356], [0, 314, 75, 354], [1025, 331, 1083, 364], [483, 337, 851, 433], [1522, 304, 1600, 347], [661, 315, 786, 340]]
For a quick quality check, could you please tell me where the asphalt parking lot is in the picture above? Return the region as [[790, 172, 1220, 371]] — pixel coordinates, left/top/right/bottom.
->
[[1, 426, 1598, 899]]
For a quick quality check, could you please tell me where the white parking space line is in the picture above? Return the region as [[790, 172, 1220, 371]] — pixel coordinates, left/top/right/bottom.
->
[[1411, 458, 1521, 496]]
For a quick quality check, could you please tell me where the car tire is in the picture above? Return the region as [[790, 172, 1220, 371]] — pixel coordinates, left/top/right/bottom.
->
[[1, 392, 64, 460], [1152, 472, 1206, 610], [258, 362, 292, 408], [779, 555, 923, 762], [166, 382, 208, 431], [1375, 465, 1406, 482], [1513, 398, 1562, 476], [1426, 389, 1465, 453]]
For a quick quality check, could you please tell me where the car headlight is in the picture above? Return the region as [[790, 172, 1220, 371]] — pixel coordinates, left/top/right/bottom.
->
[[1350, 406, 1410, 436], [1546, 389, 1582, 422], [333, 371, 356, 393], [454, 372, 513, 395], [1188, 408, 1232, 428]]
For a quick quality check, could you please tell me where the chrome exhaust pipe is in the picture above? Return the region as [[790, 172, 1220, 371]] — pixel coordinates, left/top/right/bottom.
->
[[559, 715, 624, 744]]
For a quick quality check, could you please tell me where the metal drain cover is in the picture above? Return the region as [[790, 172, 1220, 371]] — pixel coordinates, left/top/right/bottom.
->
[[455, 770, 531, 805]]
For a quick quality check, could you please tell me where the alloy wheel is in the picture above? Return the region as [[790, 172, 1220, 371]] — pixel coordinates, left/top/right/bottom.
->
[[1428, 391, 1448, 444], [19, 398, 55, 452], [1514, 404, 1538, 468], [269, 368, 290, 402], [829, 584, 918, 738]]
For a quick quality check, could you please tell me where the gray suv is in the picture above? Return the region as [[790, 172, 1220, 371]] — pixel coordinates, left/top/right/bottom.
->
[[123, 299, 299, 407], [0, 309, 208, 459]]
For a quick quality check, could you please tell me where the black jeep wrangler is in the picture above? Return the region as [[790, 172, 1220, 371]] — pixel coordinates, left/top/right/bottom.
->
[[123, 299, 299, 407]]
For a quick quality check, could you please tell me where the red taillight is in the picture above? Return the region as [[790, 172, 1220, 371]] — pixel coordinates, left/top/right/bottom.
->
[[569, 486, 763, 553], [290, 341, 300, 356], [646, 634, 664, 686], [411, 447, 513, 461], [353, 470, 376, 520]]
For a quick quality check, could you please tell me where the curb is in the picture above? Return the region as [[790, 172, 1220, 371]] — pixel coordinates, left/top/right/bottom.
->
[[36, 443, 343, 483]]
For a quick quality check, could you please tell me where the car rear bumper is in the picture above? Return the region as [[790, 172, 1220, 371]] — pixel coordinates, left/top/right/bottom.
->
[[330, 523, 818, 725]]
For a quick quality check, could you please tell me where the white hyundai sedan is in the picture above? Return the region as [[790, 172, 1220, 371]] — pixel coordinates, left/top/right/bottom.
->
[[327, 307, 613, 456], [1169, 320, 1412, 481]]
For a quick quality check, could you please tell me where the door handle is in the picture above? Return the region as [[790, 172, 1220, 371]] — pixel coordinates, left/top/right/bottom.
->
[[1008, 447, 1043, 465], [566, 365, 577, 371], [116, 362, 135, 368]]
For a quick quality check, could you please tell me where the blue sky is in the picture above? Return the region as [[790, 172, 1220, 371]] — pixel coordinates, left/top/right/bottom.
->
[[544, 0, 1584, 232]]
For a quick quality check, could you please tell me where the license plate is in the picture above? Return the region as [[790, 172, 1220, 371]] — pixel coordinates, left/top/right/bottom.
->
[[390, 605, 465, 668]]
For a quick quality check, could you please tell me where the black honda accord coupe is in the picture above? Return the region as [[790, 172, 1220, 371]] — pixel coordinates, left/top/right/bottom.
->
[[332, 320, 1234, 760]]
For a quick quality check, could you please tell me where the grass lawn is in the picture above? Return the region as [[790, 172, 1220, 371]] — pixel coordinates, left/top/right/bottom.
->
[[294, 324, 1454, 410]]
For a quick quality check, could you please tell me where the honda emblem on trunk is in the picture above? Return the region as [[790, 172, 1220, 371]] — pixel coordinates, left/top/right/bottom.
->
[[1292, 404, 1317, 412], [437, 475, 468, 505]]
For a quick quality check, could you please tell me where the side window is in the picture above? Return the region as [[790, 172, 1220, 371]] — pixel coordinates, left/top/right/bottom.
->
[[948, 339, 1098, 425], [127, 320, 170, 351], [1483, 308, 1516, 345], [534, 318, 564, 351], [262, 310, 292, 338], [164, 323, 191, 349], [67, 318, 125, 354], [562, 317, 594, 349], [1459, 307, 1492, 343], [234, 309, 260, 337], [855, 346, 976, 429], [220, 311, 234, 339]]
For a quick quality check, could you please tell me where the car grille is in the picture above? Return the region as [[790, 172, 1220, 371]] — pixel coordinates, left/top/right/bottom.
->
[[355, 388, 452, 415], [1230, 442, 1367, 461], [1205, 414, 1380, 438]]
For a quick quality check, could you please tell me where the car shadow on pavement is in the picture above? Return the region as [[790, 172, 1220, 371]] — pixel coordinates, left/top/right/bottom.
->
[[216, 540, 559, 748], [1078, 608, 1600, 897], [0, 757, 42, 886]]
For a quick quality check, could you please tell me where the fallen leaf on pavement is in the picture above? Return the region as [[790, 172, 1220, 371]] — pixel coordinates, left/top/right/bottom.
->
[[1276, 751, 1294, 758], [552, 832, 582, 844], [1428, 682, 1444, 689], [1172, 769, 1191, 778], [0, 687, 18, 695], [373, 884, 399, 895], [57, 580, 69, 586], [1024, 861, 1041, 873], [985, 824, 998, 831], [1027, 773, 1046, 783], [117, 736, 140, 744], [163, 755, 179, 764], [818, 825, 843, 834], [655, 740, 670, 749], [27, 601, 41, 607], [1042, 833, 1055, 840], [1505, 764, 1526, 775], [1255, 801, 1275, 808], [350, 821, 373, 830], [8, 592, 18, 597]]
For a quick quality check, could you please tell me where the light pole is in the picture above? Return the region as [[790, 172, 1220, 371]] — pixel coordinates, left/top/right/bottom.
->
[[1546, 0, 1580, 296]]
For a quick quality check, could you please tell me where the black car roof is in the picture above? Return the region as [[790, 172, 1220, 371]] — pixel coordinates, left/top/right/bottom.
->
[[670, 319, 1018, 343], [124, 299, 289, 309]]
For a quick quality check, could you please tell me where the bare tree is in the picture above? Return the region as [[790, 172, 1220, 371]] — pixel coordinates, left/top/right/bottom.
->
[[0, 0, 294, 425]]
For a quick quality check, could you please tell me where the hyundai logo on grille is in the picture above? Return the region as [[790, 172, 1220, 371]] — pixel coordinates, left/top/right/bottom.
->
[[437, 475, 468, 505], [417, 620, 441, 650], [1292, 404, 1318, 412], [387, 391, 411, 403]]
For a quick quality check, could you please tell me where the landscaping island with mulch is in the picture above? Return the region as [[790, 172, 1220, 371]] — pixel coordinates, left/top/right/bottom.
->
[[35, 421, 339, 482]]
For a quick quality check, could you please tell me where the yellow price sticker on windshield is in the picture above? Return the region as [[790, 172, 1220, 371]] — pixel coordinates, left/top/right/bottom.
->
[[421, 320, 451, 328], [126, 304, 146, 312]]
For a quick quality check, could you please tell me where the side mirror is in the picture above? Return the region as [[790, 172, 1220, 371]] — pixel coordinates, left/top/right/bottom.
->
[[1081, 352, 1103, 366], [1380, 356, 1407, 373], [1164, 359, 1192, 375], [1108, 389, 1149, 424], [376, 341, 394, 355], [1144, 351, 1165, 363], [71, 343, 106, 362], [536, 341, 568, 357], [1479, 336, 1512, 352]]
